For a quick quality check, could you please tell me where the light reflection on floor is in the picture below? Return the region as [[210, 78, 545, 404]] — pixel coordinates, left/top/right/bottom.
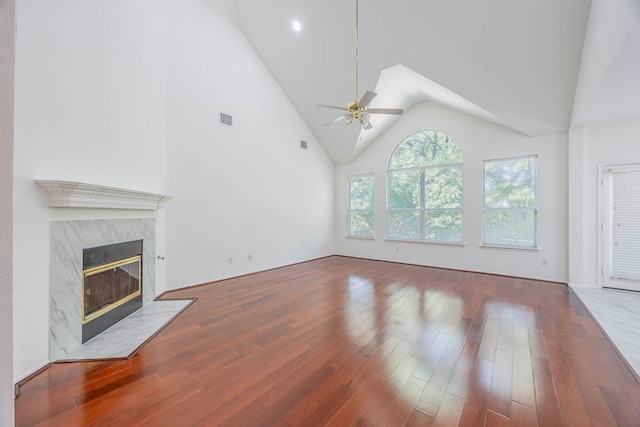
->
[[338, 273, 628, 419], [345, 274, 470, 405]]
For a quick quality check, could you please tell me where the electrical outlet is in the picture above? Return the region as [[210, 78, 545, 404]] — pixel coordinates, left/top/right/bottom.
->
[[248, 254, 253, 261], [396, 247, 400, 253], [542, 259, 548, 266], [228, 257, 233, 264]]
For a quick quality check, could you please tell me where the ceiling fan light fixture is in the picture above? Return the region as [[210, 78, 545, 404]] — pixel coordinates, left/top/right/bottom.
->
[[359, 111, 370, 127], [315, 0, 404, 130], [344, 113, 354, 125]]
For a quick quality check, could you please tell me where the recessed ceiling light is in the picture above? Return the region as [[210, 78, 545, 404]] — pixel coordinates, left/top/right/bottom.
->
[[292, 20, 302, 32]]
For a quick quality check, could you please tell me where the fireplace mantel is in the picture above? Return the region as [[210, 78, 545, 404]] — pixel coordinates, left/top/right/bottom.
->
[[35, 180, 172, 210]]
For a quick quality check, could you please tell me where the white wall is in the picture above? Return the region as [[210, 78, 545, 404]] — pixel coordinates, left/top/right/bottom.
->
[[12, 0, 335, 382], [164, 0, 335, 289], [570, 119, 640, 287], [0, 0, 15, 423], [335, 102, 568, 282], [13, 0, 169, 381]]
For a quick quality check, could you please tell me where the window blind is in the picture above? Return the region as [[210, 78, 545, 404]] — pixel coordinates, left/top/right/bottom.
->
[[348, 175, 374, 237], [483, 155, 537, 248], [611, 168, 640, 281]]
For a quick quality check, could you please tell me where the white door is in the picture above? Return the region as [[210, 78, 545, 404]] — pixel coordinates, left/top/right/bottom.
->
[[603, 164, 640, 292]]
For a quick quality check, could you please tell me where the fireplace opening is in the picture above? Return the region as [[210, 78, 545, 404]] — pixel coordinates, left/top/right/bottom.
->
[[82, 240, 143, 343]]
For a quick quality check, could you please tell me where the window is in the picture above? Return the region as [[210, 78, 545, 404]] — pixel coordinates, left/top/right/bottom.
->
[[387, 130, 463, 243], [347, 175, 374, 237], [483, 155, 537, 248]]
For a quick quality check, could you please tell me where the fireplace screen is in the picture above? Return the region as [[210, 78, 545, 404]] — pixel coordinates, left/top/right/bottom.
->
[[81, 239, 143, 343], [82, 255, 142, 324]]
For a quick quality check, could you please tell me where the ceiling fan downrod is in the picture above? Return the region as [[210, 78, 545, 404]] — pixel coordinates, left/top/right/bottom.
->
[[355, 0, 359, 104], [315, 0, 404, 129]]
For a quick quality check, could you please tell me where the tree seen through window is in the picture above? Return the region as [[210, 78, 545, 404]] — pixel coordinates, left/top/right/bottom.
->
[[387, 130, 463, 243]]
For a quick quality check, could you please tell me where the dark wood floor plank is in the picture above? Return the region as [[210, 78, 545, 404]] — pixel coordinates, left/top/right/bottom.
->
[[545, 335, 576, 388], [259, 364, 336, 426], [531, 356, 564, 427], [215, 338, 312, 403], [555, 382, 591, 427], [510, 402, 537, 427], [324, 371, 387, 427], [599, 383, 640, 427], [563, 338, 619, 425], [297, 383, 356, 427], [14, 256, 640, 426], [405, 407, 435, 427], [458, 379, 491, 427], [216, 400, 268, 427], [484, 410, 511, 427]]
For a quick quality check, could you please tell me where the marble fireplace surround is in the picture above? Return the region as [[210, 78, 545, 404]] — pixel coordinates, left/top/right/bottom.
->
[[36, 180, 172, 361]]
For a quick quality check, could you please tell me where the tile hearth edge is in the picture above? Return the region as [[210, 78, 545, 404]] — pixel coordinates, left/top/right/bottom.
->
[[57, 299, 195, 362]]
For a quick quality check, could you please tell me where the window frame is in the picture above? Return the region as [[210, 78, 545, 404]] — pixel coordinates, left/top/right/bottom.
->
[[346, 174, 375, 239], [386, 130, 464, 244], [482, 154, 538, 250]]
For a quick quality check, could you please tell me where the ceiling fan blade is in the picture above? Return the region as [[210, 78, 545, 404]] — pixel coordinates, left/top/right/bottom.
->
[[317, 104, 347, 111], [364, 122, 373, 130], [323, 116, 345, 127], [368, 108, 404, 115], [359, 91, 377, 107]]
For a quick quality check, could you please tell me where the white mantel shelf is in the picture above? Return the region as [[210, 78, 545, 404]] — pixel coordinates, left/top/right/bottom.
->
[[35, 180, 172, 210]]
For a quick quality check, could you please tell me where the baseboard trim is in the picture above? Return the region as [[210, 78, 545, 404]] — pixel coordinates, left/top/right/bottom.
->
[[157, 255, 335, 297], [15, 361, 52, 399], [336, 254, 568, 285]]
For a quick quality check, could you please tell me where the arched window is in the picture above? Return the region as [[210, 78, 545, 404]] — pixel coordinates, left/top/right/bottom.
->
[[387, 130, 463, 243]]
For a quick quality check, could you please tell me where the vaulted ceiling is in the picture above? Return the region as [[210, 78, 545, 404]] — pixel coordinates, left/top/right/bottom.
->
[[202, 0, 640, 164]]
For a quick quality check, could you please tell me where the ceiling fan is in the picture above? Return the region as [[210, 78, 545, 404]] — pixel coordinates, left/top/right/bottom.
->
[[317, 0, 404, 130]]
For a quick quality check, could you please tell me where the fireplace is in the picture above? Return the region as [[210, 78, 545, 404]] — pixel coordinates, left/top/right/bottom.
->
[[36, 181, 170, 360], [82, 240, 143, 343], [48, 218, 157, 360]]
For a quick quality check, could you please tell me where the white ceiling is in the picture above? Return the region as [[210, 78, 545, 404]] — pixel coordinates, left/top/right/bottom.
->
[[572, 19, 640, 126], [203, 0, 639, 164]]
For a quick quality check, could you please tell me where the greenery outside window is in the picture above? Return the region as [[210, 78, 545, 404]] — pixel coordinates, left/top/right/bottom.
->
[[347, 174, 374, 237], [483, 155, 537, 248], [387, 130, 463, 243]]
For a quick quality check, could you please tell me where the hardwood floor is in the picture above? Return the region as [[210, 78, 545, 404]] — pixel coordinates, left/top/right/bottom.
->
[[15, 256, 640, 426]]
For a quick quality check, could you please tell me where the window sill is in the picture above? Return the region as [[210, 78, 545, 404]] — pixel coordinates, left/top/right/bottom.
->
[[479, 244, 539, 252], [345, 235, 375, 240], [384, 238, 465, 247]]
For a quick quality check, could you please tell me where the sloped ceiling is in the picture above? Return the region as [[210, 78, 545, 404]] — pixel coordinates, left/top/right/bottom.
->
[[572, 0, 640, 127], [212, 0, 596, 164], [573, 21, 640, 126]]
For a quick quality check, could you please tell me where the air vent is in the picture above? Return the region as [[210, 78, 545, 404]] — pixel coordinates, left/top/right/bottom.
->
[[300, 140, 308, 149], [219, 112, 233, 127]]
